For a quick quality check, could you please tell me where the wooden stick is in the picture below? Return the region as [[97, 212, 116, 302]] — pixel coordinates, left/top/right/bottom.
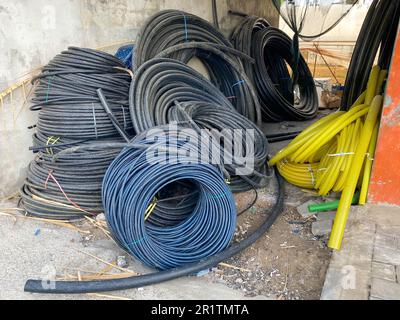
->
[[75, 249, 138, 275]]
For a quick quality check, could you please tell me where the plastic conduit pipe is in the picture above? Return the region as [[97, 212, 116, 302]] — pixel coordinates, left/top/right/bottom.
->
[[328, 95, 383, 250]]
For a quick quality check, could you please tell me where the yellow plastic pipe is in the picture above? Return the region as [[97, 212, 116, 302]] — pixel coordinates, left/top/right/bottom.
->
[[269, 112, 344, 166], [365, 66, 380, 105], [359, 123, 380, 205], [328, 95, 383, 250], [291, 105, 369, 163]]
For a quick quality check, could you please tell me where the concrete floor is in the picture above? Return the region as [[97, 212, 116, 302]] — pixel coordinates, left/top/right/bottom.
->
[[0, 200, 272, 300], [321, 204, 400, 300]]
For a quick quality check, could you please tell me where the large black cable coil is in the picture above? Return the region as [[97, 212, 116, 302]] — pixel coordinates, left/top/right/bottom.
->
[[231, 19, 318, 121], [102, 126, 237, 270], [129, 58, 269, 192], [129, 58, 234, 133], [134, 10, 231, 67], [155, 42, 262, 125], [20, 140, 124, 220], [134, 10, 261, 125], [342, 0, 400, 110], [30, 47, 134, 139], [169, 101, 269, 192]]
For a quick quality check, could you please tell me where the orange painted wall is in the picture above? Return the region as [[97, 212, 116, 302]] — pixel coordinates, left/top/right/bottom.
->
[[369, 26, 400, 205]]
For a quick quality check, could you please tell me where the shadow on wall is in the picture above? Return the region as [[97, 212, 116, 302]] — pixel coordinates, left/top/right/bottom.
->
[[227, 0, 279, 27]]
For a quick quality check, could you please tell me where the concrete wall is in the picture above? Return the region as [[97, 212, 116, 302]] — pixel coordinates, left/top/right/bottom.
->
[[0, 0, 277, 197]]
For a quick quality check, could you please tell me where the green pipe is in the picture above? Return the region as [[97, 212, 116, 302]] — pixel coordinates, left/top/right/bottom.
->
[[308, 192, 360, 213]]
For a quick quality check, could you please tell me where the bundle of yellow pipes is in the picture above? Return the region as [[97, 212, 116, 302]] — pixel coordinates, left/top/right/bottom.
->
[[269, 66, 387, 250]]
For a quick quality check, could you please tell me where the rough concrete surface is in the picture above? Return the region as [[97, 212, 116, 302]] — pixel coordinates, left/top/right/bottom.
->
[[321, 205, 400, 300], [0, 200, 268, 300]]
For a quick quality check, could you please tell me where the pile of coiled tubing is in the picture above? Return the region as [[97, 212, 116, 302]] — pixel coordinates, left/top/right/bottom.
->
[[23, 9, 320, 293], [269, 66, 386, 250]]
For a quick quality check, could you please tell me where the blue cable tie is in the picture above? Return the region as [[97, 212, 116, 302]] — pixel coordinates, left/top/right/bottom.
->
[[232, 79, 245, 88], [183, 14, 189, 41]]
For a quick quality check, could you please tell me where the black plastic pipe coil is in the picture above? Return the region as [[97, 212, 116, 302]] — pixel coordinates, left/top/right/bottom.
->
[[134, 10, 261, 125], [31, 47, 134, 139], [24, 165, 285, 294], [129, 57, 234, 133], [102, 126, 237, 270], [231, 17, 318, 121], [129, 58, 270, 192], [20, 140, 124, 220], [169, 101, 269, 192], [20, 47, 134, 220]]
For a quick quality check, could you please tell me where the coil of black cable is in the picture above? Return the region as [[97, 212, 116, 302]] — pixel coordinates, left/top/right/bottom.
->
[[102, 125, 237, 270], [134, 10, 232, 67], [31, 47, 134, 139], [230, 16, 270, 81], [155, 42, 262, 125], [134, 10, 261, 125], [169, 101, 269, 192], [231, 19, 318, 121], [342, 0, 400, 110], [129, 58, 234, 133], [20, 140, 124, 220]]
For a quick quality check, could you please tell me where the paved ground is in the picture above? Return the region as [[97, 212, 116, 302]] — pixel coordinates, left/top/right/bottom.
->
[[0, 200, 271, 300], [321, 204, 400, 300]]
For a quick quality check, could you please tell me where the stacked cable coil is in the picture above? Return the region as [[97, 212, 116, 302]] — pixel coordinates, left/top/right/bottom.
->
[[130, 58, 270, 192], [102, 126, 237, 270], [20, 143, 123, 220], [20, 47, 132, 220], [31, 47, 133, 139], [129, 58, 233, 133], [134, 10, 261, 125], [270, 66, 386, 250], [169, 101, 269, 192], [231, 17, 318, 121]]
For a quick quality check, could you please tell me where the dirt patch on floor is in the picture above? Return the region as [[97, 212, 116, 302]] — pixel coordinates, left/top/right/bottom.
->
[[205, 182, 332, 300]]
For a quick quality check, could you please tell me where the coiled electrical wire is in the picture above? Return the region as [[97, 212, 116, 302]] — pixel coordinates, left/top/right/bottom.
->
[[169, 101, 269, 192], [342, 0, 400, 110], [129, 58, 235, 133], [30, 47, 134, 139], [231, 21, 318, 121], [230, 16, 270, 82], [134, 10, 261, 125], [20, 141, 124, 220], [134, 10, 232, 68], [155, 42, 262, 125], [102, 126, 237, 270]]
